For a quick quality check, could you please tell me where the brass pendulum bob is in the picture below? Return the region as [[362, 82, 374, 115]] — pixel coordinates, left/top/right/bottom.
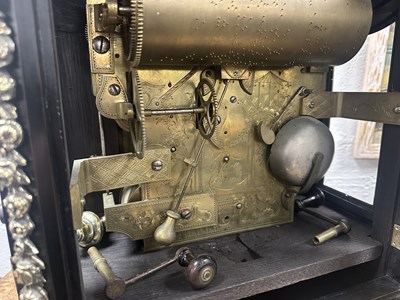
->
[[153, 210, 181, 245]]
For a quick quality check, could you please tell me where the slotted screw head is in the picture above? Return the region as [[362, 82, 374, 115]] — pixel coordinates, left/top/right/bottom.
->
[[108, 84, 121, 96], [152, 160, 163, 171], [92, 36, 110, 54]]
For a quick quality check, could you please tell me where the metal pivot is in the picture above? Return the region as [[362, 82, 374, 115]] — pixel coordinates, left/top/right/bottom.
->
[[88, 246, 218, 299], [295, 187, 351, 245], [153, 81, 229, 245]]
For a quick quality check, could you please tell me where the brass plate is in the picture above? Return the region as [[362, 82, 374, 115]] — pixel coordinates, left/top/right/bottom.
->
[[104, 193, 217, 240], [79, 150, 170, 192], [143, 191, 294, 251], [70, 149, 171, 229]]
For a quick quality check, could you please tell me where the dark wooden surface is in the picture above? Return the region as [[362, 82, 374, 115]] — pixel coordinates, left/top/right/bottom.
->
[[81, 206, 382, 300], [318, 276, 400, 300]]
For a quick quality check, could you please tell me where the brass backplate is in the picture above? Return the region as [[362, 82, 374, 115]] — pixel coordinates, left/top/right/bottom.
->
[[118, 67, 325, 250], [104, 193, 217, 240]]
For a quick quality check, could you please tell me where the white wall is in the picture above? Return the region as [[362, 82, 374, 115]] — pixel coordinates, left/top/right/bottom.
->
[[324, 38, 379, 205]]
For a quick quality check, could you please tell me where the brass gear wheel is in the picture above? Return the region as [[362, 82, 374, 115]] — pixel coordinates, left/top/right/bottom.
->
[[122, 0, 144, 67], [127, 69, 146, 158], [195, 78, 218, 140]]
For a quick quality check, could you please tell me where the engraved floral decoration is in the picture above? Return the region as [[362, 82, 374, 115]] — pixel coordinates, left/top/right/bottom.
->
[[0, 11, 48, 300]]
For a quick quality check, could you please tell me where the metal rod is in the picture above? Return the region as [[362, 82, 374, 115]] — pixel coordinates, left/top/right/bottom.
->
[[301, 207, 338, 225], [118, 6, 134, 16], [158, 67, 199, 103], [125, 256, 178, 285], [173, 138, 206, 212], [98, 112, 106, 156], [144, 107, 206, 116], [172, 81, 230, 212], [270, 86, 310, 132]]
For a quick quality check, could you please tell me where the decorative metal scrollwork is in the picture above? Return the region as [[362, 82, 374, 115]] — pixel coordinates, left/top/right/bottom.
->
[[0, 11, 48, 300]]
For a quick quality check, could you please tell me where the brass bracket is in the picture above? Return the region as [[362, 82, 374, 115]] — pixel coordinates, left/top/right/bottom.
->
[[221, 66, 255, 95], [87, 5, 114, 74], [104, 193, 217, 240], [391, 224, 400, 250], [221, 66, 252, 80], [70, 149, 171, 229], [96, 75, 130, 119], [301, 92, 400, 125]]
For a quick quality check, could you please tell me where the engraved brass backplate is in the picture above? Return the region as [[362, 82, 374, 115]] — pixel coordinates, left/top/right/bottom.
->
[[104, 193, 217, 240], [122, 67, 325, 250]]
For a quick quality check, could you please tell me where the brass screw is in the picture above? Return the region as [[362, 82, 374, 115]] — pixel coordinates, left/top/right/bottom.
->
[[230, 96, 237, 103], [180, 209, 192, 219], [223, 156, 229, 163], [151, 160, 163, 171], [308, 101, 315, 109], [236, 203, 242, 209]]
